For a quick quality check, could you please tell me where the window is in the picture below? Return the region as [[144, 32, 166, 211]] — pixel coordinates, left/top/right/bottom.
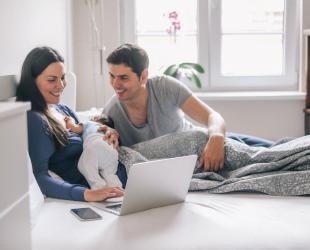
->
[[120, 0, 198, 75], [120, 0, 300, 91]]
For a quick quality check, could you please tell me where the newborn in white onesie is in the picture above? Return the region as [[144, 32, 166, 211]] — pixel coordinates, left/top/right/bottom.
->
[[65, 116, 122, 189]]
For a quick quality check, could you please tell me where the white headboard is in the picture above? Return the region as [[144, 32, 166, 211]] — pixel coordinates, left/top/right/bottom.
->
[[0, 72, 76, 111]]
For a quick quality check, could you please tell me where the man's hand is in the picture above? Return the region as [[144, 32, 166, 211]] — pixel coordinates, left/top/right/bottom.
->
[[200, 134, 225, 172], [97, 125, 120, 150]]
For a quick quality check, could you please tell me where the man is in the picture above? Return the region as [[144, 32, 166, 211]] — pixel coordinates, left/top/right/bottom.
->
[[102, 43, 273, 172]]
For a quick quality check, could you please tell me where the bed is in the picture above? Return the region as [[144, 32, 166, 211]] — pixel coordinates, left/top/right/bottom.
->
[[1, 74, 310, 250], [30, 193, 310, 250]]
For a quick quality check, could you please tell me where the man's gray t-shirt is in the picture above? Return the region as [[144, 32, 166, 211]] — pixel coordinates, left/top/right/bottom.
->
[[103, 75, 197, 147]]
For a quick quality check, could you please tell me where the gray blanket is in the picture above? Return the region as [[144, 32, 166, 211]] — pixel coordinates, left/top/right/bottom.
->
[[119, 131, 310, 196]]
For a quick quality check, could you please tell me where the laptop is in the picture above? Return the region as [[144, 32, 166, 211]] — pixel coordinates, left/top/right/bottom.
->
[[91, 154, 197, 216]]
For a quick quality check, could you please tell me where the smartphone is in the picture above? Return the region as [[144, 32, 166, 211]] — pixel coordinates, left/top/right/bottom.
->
[[70, 207, 102, 221]]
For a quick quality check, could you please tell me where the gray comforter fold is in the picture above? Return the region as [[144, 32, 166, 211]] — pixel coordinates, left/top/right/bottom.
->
[[119, 131, 310, 196]]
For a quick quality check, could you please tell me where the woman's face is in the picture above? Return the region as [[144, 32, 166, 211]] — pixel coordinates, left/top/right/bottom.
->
[[35, 62, 66, 104]]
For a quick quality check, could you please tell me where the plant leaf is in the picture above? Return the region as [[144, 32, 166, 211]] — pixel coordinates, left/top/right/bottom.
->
[[179, 63, 205, 73], [164, 62, 203, 88], [186, 69, 202, 88], [180, 64, 198, 76], [163, 64, 179, 78]]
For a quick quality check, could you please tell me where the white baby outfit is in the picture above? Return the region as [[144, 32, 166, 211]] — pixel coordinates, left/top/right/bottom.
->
[[77, 121, 122, 189]]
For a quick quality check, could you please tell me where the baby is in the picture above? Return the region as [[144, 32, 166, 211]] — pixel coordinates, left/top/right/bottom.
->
[[65, 115, 122, 189]]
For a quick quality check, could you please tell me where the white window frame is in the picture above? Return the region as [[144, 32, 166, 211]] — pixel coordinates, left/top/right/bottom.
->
[[119, 0, 301, 92]]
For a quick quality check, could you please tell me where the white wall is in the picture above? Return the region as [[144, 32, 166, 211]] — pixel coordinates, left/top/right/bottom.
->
[[205, 99, 304, 140], [71, 0, 309, 141], [71, 0, 118, 111], [304, 0, 310, 29], [0, 0, 69, 76]]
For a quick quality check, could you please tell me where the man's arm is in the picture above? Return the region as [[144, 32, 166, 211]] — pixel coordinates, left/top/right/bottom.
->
[[181, 95, 226, 172]]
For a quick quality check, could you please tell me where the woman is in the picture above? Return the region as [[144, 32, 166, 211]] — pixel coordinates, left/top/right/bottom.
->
[[16, 46, 124, 202]]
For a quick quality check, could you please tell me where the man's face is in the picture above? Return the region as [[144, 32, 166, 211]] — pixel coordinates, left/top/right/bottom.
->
[[108, 63, 147, 102]]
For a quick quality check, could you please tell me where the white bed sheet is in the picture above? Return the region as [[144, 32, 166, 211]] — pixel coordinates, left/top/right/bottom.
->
[[31, 192, 310, 250]]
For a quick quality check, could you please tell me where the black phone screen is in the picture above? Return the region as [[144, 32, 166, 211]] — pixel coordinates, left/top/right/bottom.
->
[[70, 207, 102, 221]]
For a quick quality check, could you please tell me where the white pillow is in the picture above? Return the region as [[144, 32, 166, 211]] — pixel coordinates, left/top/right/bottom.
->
[[27, 153, 44, 229]]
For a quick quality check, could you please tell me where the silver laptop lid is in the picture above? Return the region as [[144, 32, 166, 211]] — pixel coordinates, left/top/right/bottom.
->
[[119, 154, 197, 215]]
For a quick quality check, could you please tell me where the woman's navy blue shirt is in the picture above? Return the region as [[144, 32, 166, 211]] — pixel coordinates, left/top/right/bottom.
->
[[27, 104, 87, 201], [27, 104, 127, 201]]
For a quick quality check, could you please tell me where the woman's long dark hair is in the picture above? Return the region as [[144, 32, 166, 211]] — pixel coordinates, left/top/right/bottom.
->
[[16, 46, 68, 149]]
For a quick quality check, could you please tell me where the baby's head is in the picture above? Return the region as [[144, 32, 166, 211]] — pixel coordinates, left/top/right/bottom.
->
[[95, 114, 115, 128]]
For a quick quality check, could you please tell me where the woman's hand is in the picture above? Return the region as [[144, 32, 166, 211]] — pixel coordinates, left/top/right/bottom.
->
[[97, 125, 120, 150], [199, 134, 225, 172], [84, 187, 124, 202]]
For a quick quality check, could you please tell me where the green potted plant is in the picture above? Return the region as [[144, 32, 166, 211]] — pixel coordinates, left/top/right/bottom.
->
[[163, 62, 205, 88]]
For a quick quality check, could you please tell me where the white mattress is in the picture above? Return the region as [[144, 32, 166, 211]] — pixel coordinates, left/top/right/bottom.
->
[[31, 192, 310, 250]]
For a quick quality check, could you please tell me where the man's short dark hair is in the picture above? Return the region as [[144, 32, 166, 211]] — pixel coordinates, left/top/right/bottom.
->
[[106, 43, 149, 78]]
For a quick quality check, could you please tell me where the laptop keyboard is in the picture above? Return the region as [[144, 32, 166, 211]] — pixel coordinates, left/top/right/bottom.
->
[[106, 203, 122, 212]]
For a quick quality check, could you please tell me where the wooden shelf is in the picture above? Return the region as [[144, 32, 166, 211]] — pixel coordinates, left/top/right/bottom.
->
[[305, 31, 310, 134], [306, 33, 310, 108], [0, 102, 31, 249]]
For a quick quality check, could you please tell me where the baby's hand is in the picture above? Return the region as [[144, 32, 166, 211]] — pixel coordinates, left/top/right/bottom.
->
[[64, 116, 83, 134], [64, 116, 76, 129], [91, 115, 101, 122]]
